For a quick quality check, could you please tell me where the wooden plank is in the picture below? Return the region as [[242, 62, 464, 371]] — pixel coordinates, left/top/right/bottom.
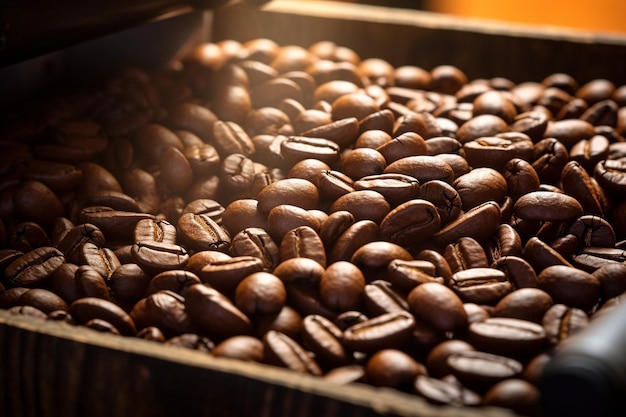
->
[[0, 310, 517, 417], [212, 0, 626, 85]]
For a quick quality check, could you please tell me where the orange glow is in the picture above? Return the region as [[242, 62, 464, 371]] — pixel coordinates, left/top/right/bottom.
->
[[425, 0, 626, 34]]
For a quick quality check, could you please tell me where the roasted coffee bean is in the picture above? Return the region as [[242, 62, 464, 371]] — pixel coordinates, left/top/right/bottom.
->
[[257, 178, 319, 213], [417, 180, 462, 225], [594, 158, 626, 194], [234, 271, 286, 316], [376, 132, 427, 164], [212, 335, 264, 362], [342, 311, 415, 353], [593, 263, 626, 301], [542, 303, 589, 346], [319, 210, 355, 248], [133, 218, 177, 245], [350, 241, 412, 274], [315, 169, 355, 201], [408, 282, 468, 332], [561, 161, 604, 215], [502, 158, 541, 202], [323, 364, 367, 385], [80, 242, 120, 279], [8, 221, 51, 252], [384, 155, 454, 184], [301, 314, 350, 366], [329, 190, 390, 224], [230, 228, 279, 271], [450, 268, 512, 305], [513, 191, 583, 222], [363, 280, 409, 316], [444, 237, 489, 273], [447, 350, 523, 392], [56, 223, 106, 264], [386, 259, 442, 293], [200, 256, 264, 295], [319, 261, 365, 312], [485, 224, 523, 264], [78, 207, 154, 242], [109, 263, 150, 302], [280, 136, 341, 167], [14, 180, 64, 226], [569, 215, 616, 248], [70, 297, 136, 336], [537, 265, 600, 311], [4, 246, 65, 288], [467, 317, 546, 357], [131, 242, 189, 275], [177, 212, 230, 252], [75, 265, 111, 300], [492, 256, 539, 289], [433, 201, 502, 246], [263, 330, 322, 375], [524, 236, 574, 272], [531, 138, 569, 185], [510, 110, 549, 142], [483, 379, 542, 417], [493, 288, 554, 323], [302, 117, 360, 149], [18, 288, 69, 314], [185, 283, 251, 338], [352, 173, 420, 207], [366, 348, 426, 388], [165, 333, 215, 352], [413, 375, 482, 407], [426, 339, 476, 378], [267, 204, 321, 243], [379, 199, 440, 246], [280, 226, 326, 267], [221, 199, 268, 236], [9, 305, 48, 319], [219, 153, 255, 193]]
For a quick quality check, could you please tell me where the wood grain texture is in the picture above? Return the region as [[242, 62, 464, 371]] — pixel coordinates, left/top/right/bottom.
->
[[0, 310, 517, 417]]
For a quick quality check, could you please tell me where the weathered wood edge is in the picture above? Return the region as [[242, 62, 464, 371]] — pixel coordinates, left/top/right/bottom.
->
[[212, 0, 626, 85], [0, 310, 518, 417]]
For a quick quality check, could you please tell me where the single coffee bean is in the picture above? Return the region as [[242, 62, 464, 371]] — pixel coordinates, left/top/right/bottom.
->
[[301, 314, 350, 366], [70, 297, 136, 336], [542, 303, 589, 346], [593, 263, 626, 301], [492, 256, 540, 289], [316, 169, 355, 201], [279, 226, 327, 267], [221, 199, 268, 236], [212, 335, 265, 362], [417, 180, 462, 225], [146, 269, 202, 295], [75, 265, 111, 300], [453, 168, 508, 211], [8, 221, 50, 252], [384, 155, 454, 184], [131, 241, 189, 275], [426, 339, 476, 378], [363, 280, 410, 316], [4, 246, 65, 288], [408, 282, 468, 333], [450, 268, 512, 305], [177, 212, 231, 252], [80, 242, 121, 279], [263, 330, 322, 375], [280, 135, 341, 167], [537, 265, 600, 311], [230, 228, 280, 271], [366, 348, 426, 388], [483, 378, 542, 417], [184, 283, 252, 338], [492, 288, 554, 323], [133, 218, 178, 245], [376, 132, 427, 164], [200, 256, 264, 295], [485, 224, 524, 264], [257, 178, 319, 213], [379, 199, 441, 246], [350, 241, 413, 273], [78, 207, 154, 242], [561, 161, 604, 216], [594, 158, 626, 193], [234, 272, 286, 316], [467, 317, 547, 357], [568, 214, 616, 248], [266, 204, 321, 243], [323, 365, 367, 385], [302, 117, 360, 149], [18, 288, 69, 314], [329, 190, 390, 224], [319, 261, 365, 312], [319, 210, 355, 248], [444, 237, 489, 273], [109, 263, 151, 302], [531, 138, 569, 185], [342, 311, 415, 353], [413, 375, 482, 407], [386, 259, 442, 293], [353, 173, 420, 207], [513, 191, 583, 222], [56, 223, 106, 264], [447, 350, 523, 391], [433, 201, 502, 246]]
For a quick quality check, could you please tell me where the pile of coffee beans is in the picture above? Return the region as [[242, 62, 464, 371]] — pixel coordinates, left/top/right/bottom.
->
[[1, 38, 626, 416]]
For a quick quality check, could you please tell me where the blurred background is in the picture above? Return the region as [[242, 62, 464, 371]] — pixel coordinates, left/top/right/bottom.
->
[[332, 0, 626, 34]]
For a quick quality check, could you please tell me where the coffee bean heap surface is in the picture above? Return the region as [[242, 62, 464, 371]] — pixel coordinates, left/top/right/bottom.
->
[[2, 38, 626, 417]]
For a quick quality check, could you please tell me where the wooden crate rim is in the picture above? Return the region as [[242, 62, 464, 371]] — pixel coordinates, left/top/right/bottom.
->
[[0, 309, 516, 417], [259, 0, 626, 46]]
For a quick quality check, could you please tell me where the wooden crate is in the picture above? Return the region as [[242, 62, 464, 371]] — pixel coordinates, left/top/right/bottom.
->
[[3, 2, 626, 417]]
